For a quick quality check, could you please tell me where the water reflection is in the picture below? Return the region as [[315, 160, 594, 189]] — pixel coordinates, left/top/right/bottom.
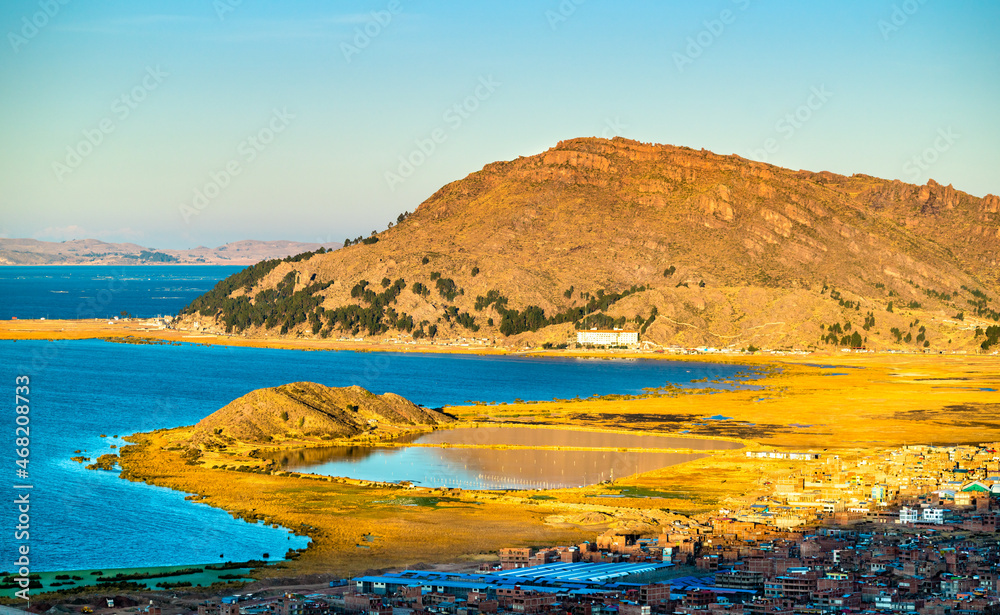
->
[[413, 426, 743, 450], [268, 446, 704, 490], [263, 427, 734, 489]]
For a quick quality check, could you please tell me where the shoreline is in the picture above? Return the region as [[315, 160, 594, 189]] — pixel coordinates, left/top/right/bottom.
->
[[0, 317, 890, 362], [3, 318, 991, 363]]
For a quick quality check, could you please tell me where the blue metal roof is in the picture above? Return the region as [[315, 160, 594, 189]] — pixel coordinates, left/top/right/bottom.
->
[[353, 562, 674, 594], [487, 562, 671, 583]]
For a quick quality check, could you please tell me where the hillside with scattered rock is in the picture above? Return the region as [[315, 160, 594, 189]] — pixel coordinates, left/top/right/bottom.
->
[[176, 137, 1000, 352]]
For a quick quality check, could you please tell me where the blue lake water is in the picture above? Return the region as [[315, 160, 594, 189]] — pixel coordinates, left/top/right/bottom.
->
[[0, 265, 244, 319]]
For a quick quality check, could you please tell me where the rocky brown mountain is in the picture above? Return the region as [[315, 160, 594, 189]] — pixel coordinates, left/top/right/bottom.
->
[[177, 137, 1000, 352]]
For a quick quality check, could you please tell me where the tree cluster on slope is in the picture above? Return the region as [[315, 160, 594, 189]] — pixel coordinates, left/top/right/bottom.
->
[[474, 285, 649, 336]]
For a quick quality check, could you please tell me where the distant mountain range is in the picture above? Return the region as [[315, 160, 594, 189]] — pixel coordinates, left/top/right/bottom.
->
[[175, 136, 999, 350], [0, 238, 341, 266]]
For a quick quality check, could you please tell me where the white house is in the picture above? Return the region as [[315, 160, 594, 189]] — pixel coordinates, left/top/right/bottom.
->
[[921, 508, 945, 524], [899, 507, 920, 524], [745, 451, 821, 461], [576, 329, 639, 346]]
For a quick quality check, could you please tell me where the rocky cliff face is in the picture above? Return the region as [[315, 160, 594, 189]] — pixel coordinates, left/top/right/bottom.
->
[[177, 137, 1000, 351]]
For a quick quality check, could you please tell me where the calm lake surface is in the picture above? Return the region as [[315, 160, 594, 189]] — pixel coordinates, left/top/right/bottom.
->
[[0, 265, 243, 319], [266, 427, 741, 489]]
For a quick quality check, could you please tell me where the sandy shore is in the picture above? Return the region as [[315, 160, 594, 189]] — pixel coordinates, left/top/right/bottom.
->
[[0, 318, 510, 354], [3, 317, 971, 363]]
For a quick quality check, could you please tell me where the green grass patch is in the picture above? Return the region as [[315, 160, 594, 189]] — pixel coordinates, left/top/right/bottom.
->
[[388, 496, 467, 508], [0, 564, 258, 599], [608, 486, 699, 499]]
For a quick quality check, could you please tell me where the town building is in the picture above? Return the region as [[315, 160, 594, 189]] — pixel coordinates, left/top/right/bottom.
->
[[576, 329, 638, 346]]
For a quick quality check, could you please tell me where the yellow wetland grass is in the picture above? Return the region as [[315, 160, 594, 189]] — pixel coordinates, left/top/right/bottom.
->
[[453, 352, 1000, 450]]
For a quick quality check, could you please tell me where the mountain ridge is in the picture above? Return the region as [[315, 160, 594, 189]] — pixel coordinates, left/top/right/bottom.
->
[[176, 137, 1000, 352], [0, 238, 342, 266]]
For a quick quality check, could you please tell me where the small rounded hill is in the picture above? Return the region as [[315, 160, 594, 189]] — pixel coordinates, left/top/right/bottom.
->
[[190, 382, 453, 447]]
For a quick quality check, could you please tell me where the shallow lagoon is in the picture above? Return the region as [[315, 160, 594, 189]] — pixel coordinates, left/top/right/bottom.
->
[[267, 426, 742, 489], [404, 426, 744, 449]]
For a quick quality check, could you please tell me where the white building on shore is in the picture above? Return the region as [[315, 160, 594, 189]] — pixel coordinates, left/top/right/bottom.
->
[[576, 328, 639, 346]]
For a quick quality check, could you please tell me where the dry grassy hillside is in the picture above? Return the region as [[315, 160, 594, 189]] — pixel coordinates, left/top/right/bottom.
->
[[177, 137, 1000, 351], [189, 382, 453, 448]]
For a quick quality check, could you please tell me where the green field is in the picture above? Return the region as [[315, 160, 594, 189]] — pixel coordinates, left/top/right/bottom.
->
[[0, 564, 255, 599]]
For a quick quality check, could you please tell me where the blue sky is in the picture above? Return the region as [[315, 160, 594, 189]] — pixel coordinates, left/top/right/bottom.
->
[[1, 1, 997, 249]]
